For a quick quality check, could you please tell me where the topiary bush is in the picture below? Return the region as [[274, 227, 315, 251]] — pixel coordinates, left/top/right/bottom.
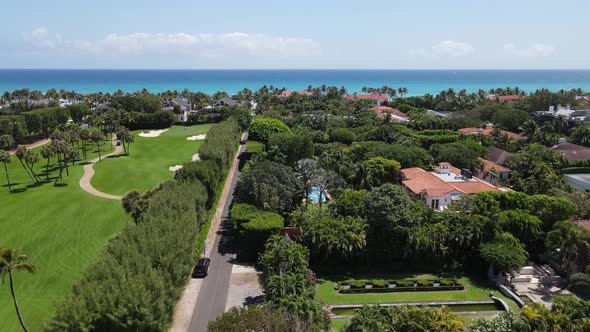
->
[[249, 117, 291, 142]]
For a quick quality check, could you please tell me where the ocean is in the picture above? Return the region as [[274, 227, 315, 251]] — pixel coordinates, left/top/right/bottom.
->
[[1, 69, 590, 96]]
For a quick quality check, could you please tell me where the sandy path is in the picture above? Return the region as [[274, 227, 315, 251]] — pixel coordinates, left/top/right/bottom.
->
[[79, 135, 124, 200], [8, 138, 51, 155]]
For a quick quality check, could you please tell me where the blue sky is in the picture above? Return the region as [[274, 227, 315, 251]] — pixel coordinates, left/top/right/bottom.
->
[[2, 0, 589, 69]]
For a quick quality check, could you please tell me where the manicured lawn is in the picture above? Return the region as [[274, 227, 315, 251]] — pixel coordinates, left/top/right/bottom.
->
[[0, 139, 129, 332], [316, 274, 518, 311], [331, 319, 348, 331], [92, 124, 213, 195], [246, 140, 265, 154]]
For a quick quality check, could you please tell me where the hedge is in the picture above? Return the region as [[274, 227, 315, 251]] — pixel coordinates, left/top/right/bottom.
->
[[46, 122, 241, 331], [230, 203, 284, 261], [22, 107, 70, 137], [124, 111, 176, 130], [248, 117, 291, 142], [0, 115, 28, 142], [336, 278, 463, 294]]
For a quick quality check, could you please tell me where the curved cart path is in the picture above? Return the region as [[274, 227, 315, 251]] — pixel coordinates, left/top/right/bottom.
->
[[79, 137, 124, 200]]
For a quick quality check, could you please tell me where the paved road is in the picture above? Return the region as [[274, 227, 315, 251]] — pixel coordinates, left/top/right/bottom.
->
[[188, 135, 247, 332]]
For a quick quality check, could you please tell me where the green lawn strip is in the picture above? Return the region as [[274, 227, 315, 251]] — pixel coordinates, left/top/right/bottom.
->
[[91, 124, 213, 195], [0, 139, 129, 332], [246, 140, 265, 154], [331, 319, 348, 331], [316, 274, 519, 311]]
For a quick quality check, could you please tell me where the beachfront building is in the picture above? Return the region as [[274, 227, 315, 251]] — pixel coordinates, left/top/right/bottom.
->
[[345, 93, 388, 105], [476, 157, 511, 185], [401, 162, 501, 210], [369, 106, 409, 123], [458, 123, 526, 140]]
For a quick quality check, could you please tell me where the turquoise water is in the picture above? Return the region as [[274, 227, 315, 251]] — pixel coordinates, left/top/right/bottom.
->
[[308, 186, 326, 203], [2, 69, 590, 95]]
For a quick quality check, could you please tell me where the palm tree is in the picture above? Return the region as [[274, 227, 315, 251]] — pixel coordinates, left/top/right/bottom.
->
[[294, 159, 318, 208], [552, 115, 569, 135], [40, 146, 53, 181], [0, 151, 12, 190], [546, 221, 590, 275], [520, 119, 541, 138], [0, 248, 36, 332]]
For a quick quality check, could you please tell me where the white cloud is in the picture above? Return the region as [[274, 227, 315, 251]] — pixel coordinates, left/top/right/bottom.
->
[[431, 40, 475, 57], [25, 27, 59, 49], [409, 40, 475, 58], [503, 43, 555, 57], [25, 28, 321, 58]]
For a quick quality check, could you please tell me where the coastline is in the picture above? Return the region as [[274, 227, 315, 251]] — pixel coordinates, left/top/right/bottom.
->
[[2, 69, 590, 95]]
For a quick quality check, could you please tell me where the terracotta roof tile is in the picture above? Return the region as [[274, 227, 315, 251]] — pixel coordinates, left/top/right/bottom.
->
[[478, 157, 511, 173]]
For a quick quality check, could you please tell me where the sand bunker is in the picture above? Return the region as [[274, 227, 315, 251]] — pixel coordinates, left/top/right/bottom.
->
[[192, 154, 200, 162], [139, 129, 168, 138], [169, 165, 183, 172], [186, 134, 206, 141]]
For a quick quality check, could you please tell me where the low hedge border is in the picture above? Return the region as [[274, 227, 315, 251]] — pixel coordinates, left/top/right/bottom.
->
[[338, 285, 464, 294], [336, 278, 463, 293]]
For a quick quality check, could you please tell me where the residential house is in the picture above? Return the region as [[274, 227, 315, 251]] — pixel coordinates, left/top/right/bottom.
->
[[551, 140, 590, 161], [458, 123, 526, 140], [369, 106, 409, 123], [476, 157, 511, 185], [213, 97, 239, 107], [401, 162, 501, 210], [486, 146, 512, 165], [162, 97, 190, 123], [345, 93, 388, 105]]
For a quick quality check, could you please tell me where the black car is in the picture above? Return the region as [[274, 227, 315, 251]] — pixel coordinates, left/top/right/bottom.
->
[[192, 258, 211, 278]]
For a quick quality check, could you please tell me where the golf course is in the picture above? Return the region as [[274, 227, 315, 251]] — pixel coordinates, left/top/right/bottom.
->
[[0, 124, 211, 331], [91, 124, 213, 195]]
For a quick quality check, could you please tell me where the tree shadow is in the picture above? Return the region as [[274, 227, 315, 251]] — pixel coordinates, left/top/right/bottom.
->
[[53, 183, 68, 187], [242, 295, 264, 306], [8, 188, 27, 194]]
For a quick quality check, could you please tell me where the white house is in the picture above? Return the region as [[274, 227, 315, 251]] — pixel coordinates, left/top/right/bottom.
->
[[401, 162, 501, 210]]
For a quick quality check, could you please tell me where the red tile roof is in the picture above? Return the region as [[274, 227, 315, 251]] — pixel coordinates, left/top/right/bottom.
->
[[551, 143, 590, 161], [345, 93, 388, 102], [401, 163, 499, 198], [573, 220, 590, 232], [478, 157, 511, 173], [458, 127, 526, 140], [369, 106, 409, 119]]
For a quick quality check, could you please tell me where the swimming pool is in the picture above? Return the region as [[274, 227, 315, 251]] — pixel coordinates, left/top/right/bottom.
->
[[308, 186, 329, 203]]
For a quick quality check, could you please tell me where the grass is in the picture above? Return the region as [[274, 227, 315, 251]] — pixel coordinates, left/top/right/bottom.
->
[[0, 138, 130, 332], [316, 273, 519, 311], [246, 140, 265, 154], [331, 319, 348, 331], [91, 124, 213, 195]]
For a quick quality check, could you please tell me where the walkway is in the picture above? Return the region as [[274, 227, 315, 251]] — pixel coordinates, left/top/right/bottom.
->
[[79, 136, 124, 200], [8, 138, 51, 155], [169, 133, 247, 332]]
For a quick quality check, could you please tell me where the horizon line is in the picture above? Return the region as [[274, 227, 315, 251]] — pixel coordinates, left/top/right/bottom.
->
[[2, 68, 590, 71]]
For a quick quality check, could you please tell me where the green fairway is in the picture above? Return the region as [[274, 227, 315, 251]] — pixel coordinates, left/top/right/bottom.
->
[[0, 140, 129, 332], [91, 124, 213, 195], [316, 274, 518, 311]]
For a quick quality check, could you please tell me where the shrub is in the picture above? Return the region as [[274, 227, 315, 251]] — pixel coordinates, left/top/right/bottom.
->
[[234, 204, 284, 261], [249, 117, 291, 142], [329, 128, 356, 144], [22, 107, 69, 137], [417, 279, 433, 287], [371, 279, 387, 288]]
